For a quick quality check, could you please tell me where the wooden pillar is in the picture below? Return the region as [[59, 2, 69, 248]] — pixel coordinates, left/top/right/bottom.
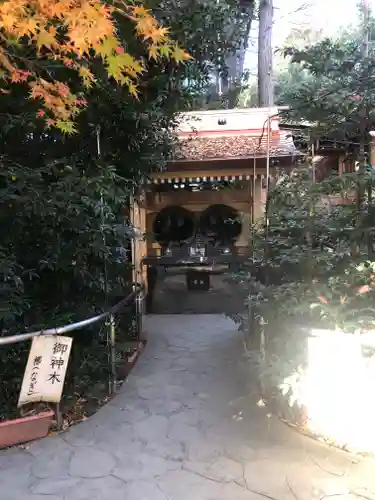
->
[[260, 175, 268, 218], [130, 192, 147, 292], [338, 154, 345, 177], [370, 131, 375, 166]]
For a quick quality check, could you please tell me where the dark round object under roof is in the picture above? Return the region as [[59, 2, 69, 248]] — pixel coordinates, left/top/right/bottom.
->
[[198, 204, 242, 244], [153, 205, 195, 245]]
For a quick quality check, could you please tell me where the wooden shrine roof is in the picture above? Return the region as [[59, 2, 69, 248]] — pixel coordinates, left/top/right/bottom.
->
[[170, 108, 302, 161], [173, 130, 299, 161]]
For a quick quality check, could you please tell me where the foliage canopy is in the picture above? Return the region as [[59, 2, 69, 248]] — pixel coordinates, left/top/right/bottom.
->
[[0, 0, 191, 132]]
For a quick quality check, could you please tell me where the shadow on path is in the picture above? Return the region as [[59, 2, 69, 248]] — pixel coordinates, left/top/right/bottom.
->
[[0, 314, 374, 500], [152, 272, 245, 314]]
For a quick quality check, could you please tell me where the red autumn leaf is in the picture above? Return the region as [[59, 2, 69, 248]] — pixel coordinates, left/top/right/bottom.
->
[[116, 46, 125, 54], [45, 118, 55, 128], [56, 82, 69, 98], [36, 109, 45, 118], [75, 98, 87, 106]]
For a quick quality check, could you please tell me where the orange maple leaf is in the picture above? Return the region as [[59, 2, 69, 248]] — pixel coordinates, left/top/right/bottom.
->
[[0, 0, 190, 131], [10, 70, 31, 83]]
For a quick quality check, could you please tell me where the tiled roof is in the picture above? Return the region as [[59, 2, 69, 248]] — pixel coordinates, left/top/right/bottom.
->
[[173, 131, 300, 161]]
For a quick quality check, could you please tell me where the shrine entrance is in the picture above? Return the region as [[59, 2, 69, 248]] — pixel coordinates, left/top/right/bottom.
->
[[130, 108, 302, 314], [143, 175, 262, 314]]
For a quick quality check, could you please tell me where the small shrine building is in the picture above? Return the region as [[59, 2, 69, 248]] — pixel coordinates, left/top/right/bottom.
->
[[130, 107, 303, 307]]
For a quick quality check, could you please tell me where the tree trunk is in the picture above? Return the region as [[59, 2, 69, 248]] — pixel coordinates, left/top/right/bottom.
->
[[258, 0, 274, 107]]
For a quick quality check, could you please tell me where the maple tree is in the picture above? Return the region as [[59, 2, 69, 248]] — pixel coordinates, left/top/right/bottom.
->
[[0, 0, 190, 132]]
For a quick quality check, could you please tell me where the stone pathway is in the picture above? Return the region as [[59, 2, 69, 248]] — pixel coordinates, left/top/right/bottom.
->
[[1, 314, 375, 500]]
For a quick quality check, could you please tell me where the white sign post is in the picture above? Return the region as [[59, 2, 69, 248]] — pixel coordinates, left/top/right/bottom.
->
[[18, 335, 73, 407]]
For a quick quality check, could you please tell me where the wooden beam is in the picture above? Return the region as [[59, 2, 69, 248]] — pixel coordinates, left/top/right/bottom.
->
[[149, 165, 293, 182]]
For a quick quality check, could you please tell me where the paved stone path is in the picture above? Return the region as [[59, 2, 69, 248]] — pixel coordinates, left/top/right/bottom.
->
[[1, 314, 375, 500]]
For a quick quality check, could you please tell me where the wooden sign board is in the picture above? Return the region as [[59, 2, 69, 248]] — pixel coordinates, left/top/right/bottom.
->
[[18, 335, 73, 407]]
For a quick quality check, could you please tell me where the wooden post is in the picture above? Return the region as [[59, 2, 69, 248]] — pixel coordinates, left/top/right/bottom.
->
[[55, 403, 63, 431], [130, 192, 147, 291], [369, 132, 375, 166], [338, 154, 345, 177]]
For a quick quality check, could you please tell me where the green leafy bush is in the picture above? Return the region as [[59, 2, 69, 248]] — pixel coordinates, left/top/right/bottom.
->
[[231, 167, 375, 428]]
